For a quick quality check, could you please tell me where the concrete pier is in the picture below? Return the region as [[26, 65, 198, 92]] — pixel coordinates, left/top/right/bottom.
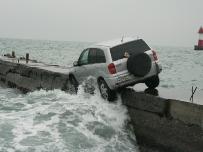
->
[[0, 55, 202, 152], [0, 56, 70, 92], [121, 89, 203, 152]]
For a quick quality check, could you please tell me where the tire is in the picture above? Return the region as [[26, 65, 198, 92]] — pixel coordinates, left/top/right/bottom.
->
[[69, 75, 79, 93], [127, 53, 151, 77], [98, 79, 117, 101], [145, 75, 160, 89]]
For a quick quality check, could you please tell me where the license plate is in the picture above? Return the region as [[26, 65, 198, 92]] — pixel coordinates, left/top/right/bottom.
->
[[117, 75, 131, 82]]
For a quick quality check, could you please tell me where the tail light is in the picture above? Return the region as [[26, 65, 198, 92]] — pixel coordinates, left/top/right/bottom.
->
[[108, 63, 117, 74], [152, 50, 158, 61]]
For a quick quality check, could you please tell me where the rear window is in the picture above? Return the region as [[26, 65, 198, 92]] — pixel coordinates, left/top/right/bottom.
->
[[110, 39, 150, 61]]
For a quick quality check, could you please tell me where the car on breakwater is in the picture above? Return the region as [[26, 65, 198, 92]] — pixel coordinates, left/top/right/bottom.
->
[[69, 37, 162, 101]]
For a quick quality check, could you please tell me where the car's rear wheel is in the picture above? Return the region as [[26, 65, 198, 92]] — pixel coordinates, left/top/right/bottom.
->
[[98, 79, 117, 101], [145, 75, 160, 89]]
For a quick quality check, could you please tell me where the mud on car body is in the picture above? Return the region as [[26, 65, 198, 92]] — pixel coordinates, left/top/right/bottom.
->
[[69, 37, 162, 101]]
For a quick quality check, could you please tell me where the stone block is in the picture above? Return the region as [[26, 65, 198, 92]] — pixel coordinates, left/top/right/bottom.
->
[[129, 108, 203, 152], [169, 99, 203, 128], [6, 73, 41, 91], [121, 88, 168, 115], [40, 71, 54, 90], [51, 75, 67, 89]]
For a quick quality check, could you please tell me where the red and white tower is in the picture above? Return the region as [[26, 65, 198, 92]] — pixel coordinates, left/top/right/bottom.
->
[[195, 26, 203, 50]]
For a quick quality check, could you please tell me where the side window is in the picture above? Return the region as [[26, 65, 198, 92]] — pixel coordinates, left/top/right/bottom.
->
[[96, 49, 106, 63], [88, 49, 97, 64], [78, 49, 89, 65]]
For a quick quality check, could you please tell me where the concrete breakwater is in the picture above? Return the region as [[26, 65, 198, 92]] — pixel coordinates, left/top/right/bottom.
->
[[121, 89, 203, 152], [0, 56, 70, 92], [0, 56, 202, 152]]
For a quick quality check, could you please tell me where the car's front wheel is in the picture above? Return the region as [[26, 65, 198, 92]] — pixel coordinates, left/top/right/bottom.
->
[[98, 79, 117, 101], [69, 75, 79, 94], [145, 75, 160, 89]]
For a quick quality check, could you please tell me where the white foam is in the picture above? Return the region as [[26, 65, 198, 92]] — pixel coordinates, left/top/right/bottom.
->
[[0, 87, 138, 151]]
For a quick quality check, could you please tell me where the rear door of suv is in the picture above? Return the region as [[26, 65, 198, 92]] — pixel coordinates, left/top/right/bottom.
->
[[110, 39, 151, 75]]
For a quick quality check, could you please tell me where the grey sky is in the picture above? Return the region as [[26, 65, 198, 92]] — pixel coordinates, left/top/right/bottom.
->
[[0, 0, 202, 46]]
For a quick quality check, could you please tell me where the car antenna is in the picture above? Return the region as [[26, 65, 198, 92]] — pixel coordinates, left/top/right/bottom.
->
[[121, 36, 124, 43]]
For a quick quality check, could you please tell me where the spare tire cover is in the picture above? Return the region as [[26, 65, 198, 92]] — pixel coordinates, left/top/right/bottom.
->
[[127, 53, 151, 77]]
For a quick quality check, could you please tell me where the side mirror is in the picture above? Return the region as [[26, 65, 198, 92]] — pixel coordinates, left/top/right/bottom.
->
[[73, 61, 78, 66]]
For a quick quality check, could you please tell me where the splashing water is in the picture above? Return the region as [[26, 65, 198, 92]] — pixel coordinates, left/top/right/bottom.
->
[[1, 38, 203, 151], [0, 85, 137, 152]]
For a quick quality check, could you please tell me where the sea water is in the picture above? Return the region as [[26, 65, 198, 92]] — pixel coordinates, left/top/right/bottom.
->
[[0, 38, 203, 151]]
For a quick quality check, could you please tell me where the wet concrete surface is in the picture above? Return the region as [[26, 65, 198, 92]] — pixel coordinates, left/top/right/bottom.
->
[[133, 84, 203, 105]]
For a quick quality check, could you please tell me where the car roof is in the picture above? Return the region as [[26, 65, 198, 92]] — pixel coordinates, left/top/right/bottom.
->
[[95, 37, 140, 48]]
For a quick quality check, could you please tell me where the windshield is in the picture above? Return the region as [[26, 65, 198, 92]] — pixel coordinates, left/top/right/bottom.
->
[[110, 39, 150, 61]]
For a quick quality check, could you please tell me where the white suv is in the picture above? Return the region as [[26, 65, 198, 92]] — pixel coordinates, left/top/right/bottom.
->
[[69, 37, 162, 101]]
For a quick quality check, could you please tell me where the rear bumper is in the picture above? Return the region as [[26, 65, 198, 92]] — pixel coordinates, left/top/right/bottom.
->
[[105, 62, 162, 90]]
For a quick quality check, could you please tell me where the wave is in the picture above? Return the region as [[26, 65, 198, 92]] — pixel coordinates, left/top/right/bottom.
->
[[0, 86, 137, 152]]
